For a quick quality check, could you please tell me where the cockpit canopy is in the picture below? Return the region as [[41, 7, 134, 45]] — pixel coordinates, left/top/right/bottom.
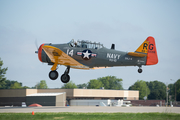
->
[[68, 39, 104, 49]]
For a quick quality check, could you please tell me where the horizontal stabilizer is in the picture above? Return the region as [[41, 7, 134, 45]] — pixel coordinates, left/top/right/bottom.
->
[[128, 52, 147, 57]]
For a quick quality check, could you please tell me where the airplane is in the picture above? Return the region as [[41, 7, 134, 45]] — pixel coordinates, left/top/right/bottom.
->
[[35, 36, 158, 83]]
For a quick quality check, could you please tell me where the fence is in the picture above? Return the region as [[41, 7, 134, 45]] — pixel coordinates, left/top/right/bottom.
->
[[130, 100, 166, 106], [173, 101, 180, 106]]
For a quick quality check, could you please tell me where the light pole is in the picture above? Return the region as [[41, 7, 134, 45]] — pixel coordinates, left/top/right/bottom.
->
[[166, 84, 169, 107], [170, 79, 176, 102]]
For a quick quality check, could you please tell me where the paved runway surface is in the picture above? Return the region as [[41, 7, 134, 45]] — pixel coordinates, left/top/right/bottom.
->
[[0, 106, 180, 113]]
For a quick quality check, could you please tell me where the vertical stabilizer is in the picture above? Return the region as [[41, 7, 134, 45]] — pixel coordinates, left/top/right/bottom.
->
[[128, 36, 158, 65], [145, 36, 158, 65], [135, 39, 149, 54]]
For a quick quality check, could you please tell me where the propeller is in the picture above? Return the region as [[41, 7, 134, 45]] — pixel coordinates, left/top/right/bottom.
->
[[35, 39, 39, 54]]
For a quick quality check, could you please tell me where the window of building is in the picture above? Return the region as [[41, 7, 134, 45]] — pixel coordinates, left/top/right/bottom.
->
[[124, 97, 127, 100]]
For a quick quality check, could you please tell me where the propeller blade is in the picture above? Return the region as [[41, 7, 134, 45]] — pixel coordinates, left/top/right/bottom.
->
[[35, 39, 38, 50], [35, 39, 39, 54]]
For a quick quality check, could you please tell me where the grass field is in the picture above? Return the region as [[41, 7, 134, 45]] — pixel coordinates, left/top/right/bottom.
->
[[0, 112, 180, 120]]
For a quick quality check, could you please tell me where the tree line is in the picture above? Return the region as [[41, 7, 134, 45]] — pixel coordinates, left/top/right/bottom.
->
[[0, 58, 180, 101], [61, 76, 123, 90], [0, 58, 48, 89]]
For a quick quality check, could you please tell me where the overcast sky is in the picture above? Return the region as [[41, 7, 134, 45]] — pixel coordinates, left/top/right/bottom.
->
[[0, 0, 179, 89]]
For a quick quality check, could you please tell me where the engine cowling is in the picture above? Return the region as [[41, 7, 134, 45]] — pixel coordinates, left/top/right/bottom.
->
[[38, 44, 51, 63]]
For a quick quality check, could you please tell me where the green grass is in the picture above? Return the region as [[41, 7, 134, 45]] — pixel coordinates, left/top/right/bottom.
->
[[0, 112, 180, 120]]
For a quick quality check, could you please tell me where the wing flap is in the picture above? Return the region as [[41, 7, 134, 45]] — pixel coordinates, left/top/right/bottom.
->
[[42, 45, 89, 69]]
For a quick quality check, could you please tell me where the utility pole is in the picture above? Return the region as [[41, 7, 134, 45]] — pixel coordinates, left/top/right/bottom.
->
[[166, 85, 168, 107], [171, 79, 176, 103], [175, 82, 176, 102], [146, 86, 147, 97]]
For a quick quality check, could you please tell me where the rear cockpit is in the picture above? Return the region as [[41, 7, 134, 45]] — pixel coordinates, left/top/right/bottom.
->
[[68, 39, 104, 49]]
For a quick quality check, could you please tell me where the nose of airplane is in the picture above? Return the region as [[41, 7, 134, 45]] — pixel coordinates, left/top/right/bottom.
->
[[37, 43, 45, 62]]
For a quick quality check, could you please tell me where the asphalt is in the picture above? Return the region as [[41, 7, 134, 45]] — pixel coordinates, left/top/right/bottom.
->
[[0, 106, 180, 113]]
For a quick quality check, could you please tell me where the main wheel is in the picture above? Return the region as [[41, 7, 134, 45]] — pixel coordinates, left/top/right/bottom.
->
[[49, 71, 58, 80], [61, 74, 70, 83], [138, 68, 143, 73]]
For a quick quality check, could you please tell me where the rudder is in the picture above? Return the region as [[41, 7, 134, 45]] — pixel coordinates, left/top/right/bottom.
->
[[145, 36, 158, 65]]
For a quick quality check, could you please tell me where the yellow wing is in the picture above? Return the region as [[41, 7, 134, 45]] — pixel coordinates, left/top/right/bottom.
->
[[42, 45, 89, 70]]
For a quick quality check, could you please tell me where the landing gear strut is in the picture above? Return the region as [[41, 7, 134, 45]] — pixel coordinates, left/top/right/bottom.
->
[[48, 63, 70, 83], [138, 66, 143, 73], [61, 66, 70, 83]]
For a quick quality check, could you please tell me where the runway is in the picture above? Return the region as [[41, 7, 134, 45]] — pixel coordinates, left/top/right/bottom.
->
[[0, 106, 180, 113]]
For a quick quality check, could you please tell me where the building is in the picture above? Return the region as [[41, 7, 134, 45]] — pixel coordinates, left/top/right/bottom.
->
[[0, 89, 139, 106]]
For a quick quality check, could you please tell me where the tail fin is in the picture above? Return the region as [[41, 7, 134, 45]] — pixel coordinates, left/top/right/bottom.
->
[[128, 36, 158, 65], [135, 36, 158, 65], [135, 39, 149, 54], [145, 36, 158, 65]]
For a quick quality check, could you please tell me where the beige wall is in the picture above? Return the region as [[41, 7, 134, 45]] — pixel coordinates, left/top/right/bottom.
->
[[0, 89, 26, 97], [26, 89, 37, 95], [74, 89, 126, 98], [0, 89, 139, 100], [128, 91, 139, 97], [56, 92, 66, 106]]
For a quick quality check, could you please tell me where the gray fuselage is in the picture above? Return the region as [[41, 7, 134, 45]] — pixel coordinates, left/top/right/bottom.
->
[[41, 42, 147, 69]]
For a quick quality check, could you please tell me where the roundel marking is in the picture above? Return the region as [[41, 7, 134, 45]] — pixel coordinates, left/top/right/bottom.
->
[[82, 49, 92, 60]]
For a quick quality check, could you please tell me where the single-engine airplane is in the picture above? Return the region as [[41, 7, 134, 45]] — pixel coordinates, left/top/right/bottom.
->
[[35, 36, 158, 83]]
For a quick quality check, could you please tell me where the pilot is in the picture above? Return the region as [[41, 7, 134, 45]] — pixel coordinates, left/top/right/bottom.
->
[[74, 41, 77, 47]]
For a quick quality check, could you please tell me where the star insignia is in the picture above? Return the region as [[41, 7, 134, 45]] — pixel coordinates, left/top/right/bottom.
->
[[76, 49, 97, 60], [83, 50, 91, 59]]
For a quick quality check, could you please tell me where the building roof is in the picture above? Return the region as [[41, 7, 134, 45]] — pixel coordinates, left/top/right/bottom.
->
[[26, 93, 64, 96]]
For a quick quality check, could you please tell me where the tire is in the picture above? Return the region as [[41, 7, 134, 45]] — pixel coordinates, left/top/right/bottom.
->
[[61, 74, 70, 83], [138, 69, 142, 73], [49, 71, 58, 80]]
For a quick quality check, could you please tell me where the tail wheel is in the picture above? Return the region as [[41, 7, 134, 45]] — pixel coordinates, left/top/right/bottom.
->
[[138, 68, 143, 73], [61, 74, 70, 83], [49, 71, 58, 80]]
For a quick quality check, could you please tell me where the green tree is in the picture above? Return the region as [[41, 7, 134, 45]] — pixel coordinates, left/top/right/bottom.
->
[[0, 80, 6, 89], [0, 80, 24, 89], [148, 89, 166, 100], [168, 79, 180, 101], [61, 81, 77, 89], [98, 76, 123, 90], [168, 83, 174, 97], [22, 86, 30, 89], [10, 82, 22, 89], [36, 80, 48, 89], [87, 79, 103, 89], [0, 58, 8, 83], [77, 83, 87, 89], [146, 80, 166, 100], [168, 83, 177, 101], [129, 80, 150, 100], [174, 79, 180, 101]]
